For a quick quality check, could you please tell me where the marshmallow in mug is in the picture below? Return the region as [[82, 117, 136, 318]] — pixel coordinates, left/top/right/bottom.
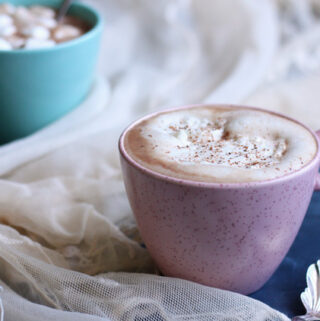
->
[[0, 3, 15, 15], [0, 3, 89, 50]]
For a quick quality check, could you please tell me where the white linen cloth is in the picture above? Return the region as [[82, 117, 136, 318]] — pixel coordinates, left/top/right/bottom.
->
[[1, 0, 318, 320]]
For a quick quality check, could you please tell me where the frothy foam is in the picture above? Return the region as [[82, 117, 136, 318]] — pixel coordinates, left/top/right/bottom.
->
[[157, 116, 288, 169], [124, 107, 318, 183]]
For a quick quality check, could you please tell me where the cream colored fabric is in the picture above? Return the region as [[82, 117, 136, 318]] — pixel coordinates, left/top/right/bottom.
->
[[245, 22, 320, 130], [0, 0, 311, 320], [245, 73, 320, 131], [245, 0, 320, 130]]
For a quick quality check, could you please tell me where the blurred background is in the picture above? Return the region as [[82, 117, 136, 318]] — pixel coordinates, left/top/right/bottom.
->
[[85, 0, 320, 129]]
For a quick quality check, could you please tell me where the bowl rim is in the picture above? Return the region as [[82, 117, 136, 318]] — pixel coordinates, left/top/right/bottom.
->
[[0, 0, 103, 54], [119, 104, 320, 189]]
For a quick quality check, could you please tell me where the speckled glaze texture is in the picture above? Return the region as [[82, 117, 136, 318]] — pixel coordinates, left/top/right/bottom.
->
[[119, 104, 320, 295]]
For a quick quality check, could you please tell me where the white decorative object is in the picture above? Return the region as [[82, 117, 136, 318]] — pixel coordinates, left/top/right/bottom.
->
[[293, 260, 320, 320]]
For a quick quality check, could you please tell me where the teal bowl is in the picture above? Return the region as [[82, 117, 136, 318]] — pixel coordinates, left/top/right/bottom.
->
[[0, 0, 103, 144]]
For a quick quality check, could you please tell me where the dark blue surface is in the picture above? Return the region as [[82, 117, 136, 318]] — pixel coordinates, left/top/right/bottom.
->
[[250, 191, 320, 317]]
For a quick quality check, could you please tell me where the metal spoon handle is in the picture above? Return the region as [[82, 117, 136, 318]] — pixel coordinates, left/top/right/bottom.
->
[[56, 0, 73, 22]]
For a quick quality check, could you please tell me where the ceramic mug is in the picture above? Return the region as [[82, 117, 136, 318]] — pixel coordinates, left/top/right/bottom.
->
[[119, 104, 320, 295], [0, 0, 103, 144]]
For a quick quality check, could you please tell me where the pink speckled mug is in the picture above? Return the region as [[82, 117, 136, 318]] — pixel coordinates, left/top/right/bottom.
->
[[119, 104, 320, 294]]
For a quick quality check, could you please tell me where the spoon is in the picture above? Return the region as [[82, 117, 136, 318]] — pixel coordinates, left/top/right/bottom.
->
[[292, 260, 320, 320], [56, 0, 73, 22]]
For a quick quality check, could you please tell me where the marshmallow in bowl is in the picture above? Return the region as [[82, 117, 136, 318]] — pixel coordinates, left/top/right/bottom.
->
[[0, 3, 15, 15], [0, 13, 13, 27], [21, 25, 50, 40], [24, 38, 56, 49], [7, 35, 25, 49], [14, 6, 34, 26], [0, 37, 11, 50], [0, 23, 16, 37], [36, 16, 57, 29], [0, 14, 16, 37], [53, 24, 82, 42], [29, 5, 55, 19], [0, 3, 89, 51]]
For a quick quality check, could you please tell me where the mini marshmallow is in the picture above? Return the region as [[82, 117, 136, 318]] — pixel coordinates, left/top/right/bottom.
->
[[29, 6, 55, 19], [36, 16, 57, 29], [24, 38, 56, 49], [0, 14, 13, 27], [0, 37, 12, 50], [7, 35, 25, 49], [21, 25, 50, 40], [14, 6, 35, 26], [0, 24, 16, 37], [0, 3, 15, 15], [53, 25, 82, 42]]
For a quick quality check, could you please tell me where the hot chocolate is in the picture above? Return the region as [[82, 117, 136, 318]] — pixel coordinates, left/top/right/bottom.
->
[[0, 3, 90, 50], [124, 106, 317, 183]]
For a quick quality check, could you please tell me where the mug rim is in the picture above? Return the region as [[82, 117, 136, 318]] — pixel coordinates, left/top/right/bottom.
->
[[0, 1, 103, 54], [119, 104, 320, 189]]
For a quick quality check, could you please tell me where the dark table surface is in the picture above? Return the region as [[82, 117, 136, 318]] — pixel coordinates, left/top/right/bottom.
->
[[250, 191, 320, 317]]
